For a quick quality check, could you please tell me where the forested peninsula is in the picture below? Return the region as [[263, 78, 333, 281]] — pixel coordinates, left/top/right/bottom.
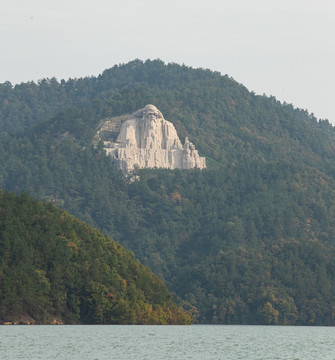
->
[[0, 191, 191, 325], [1, 59, 335, 324]]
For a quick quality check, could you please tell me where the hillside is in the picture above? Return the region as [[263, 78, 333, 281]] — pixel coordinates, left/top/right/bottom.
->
[[0, 190, 191, 325], [1, 59, 335, 324]]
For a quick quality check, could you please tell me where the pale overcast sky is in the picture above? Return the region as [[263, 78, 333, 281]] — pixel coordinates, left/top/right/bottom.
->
[[1, 0, 334, 123]]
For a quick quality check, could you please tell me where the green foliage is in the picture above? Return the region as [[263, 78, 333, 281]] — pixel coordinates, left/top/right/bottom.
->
[[0, 191, 191, 324], [1, 60, 335, 324]]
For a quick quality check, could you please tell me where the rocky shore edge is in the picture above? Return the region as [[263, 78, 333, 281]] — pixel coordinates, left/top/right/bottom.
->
[[1, 315, 65, 325]]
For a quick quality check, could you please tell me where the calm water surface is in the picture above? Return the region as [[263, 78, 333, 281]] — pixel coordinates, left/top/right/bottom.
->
[[1, 325, 335, 360]]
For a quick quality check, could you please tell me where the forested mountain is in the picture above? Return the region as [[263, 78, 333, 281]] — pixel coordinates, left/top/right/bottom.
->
[[1, 59, 335, 324], [0, 190, 191, 324]]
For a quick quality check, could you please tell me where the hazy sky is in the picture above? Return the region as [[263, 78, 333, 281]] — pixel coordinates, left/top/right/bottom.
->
[[1, 0, 334, 123]]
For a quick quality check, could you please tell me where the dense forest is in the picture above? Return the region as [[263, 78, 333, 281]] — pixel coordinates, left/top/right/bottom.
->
[[0, 190, 191, 324], [1, 59, 335, 324]]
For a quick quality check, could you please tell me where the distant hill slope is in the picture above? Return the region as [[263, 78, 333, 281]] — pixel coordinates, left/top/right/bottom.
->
[[1, 59, 334, 171], [1, 60, 335, 324], [0, 190, 191, 325]]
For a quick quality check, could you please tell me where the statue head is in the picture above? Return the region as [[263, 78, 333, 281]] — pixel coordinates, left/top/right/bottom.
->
[[134, 105, 163, 122]]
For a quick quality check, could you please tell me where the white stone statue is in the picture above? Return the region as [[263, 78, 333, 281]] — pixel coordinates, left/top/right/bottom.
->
[[103, 105, 206, 174]]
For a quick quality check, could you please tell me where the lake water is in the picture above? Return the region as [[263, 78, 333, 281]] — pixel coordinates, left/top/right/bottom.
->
[[1, 325, 335, 360]]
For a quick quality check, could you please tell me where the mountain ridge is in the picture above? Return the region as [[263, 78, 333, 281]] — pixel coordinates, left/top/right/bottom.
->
[[1, 59, 335, 324]]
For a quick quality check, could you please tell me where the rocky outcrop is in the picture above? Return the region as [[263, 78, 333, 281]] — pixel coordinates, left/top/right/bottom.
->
[[98, 105, 206, 174]]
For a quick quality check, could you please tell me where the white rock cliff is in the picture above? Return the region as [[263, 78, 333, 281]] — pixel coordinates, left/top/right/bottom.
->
[[100, 105, 206, 174]]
